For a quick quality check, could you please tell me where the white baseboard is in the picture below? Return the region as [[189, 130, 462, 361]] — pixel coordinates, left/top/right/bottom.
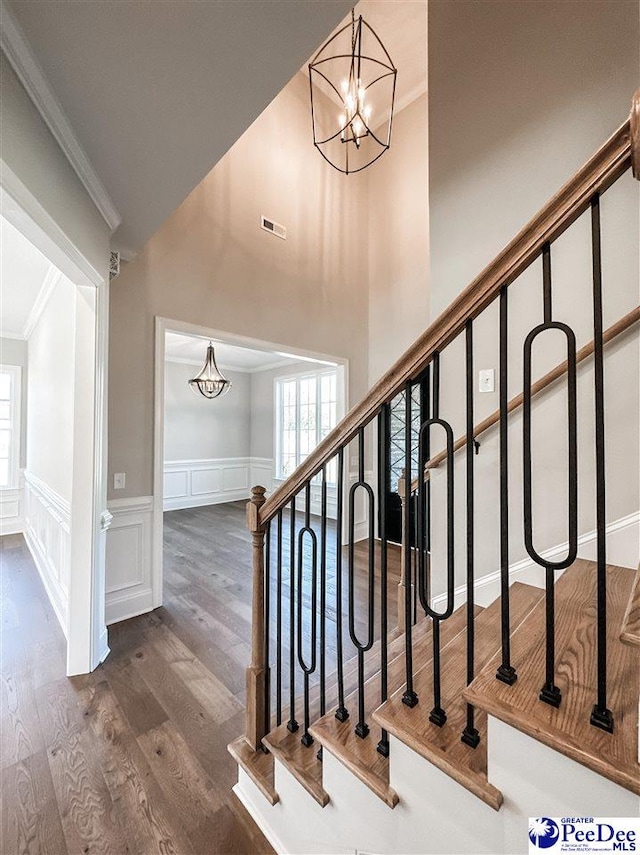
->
[[23, 471, 70, 637], [97, 626, 110, 664], [431, 510, 640, 610], [163, 457, 274, 511], [105, 496, 154, 625]]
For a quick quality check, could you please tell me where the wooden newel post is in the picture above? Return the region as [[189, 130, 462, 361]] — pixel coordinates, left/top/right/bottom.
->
[[245, 485, 267, 751], [631, 89, 640, 181]]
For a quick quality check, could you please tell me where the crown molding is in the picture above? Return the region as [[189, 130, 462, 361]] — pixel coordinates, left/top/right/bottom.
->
[[1, 160, 104, 288], [165, 354, 295, 375], [22, 263, 62, 339], [1, 2, 121, 232]]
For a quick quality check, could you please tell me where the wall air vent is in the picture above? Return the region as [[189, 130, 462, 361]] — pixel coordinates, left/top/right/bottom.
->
[[260, 215, 287, 240]]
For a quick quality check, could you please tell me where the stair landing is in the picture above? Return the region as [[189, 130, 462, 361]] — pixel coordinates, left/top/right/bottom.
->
[[464, 560, 639, 796]]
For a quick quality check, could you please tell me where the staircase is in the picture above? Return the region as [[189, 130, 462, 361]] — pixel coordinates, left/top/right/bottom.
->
[[228, 91, 640, 854]]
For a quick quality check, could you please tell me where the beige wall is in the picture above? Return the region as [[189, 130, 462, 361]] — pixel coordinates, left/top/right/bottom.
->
[[368, 93, 430, 384], [164, 362, 251, 461], [1, 56, 109, 277], [427, 0, 640, 585], [0, 337, 28, 468], [109, 71, 369, 500], [27, 276, 76, 501]]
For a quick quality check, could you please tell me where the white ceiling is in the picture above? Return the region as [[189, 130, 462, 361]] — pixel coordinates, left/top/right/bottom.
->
[[0, 215, 57, 339], [5, 0, 355, 256], [165, 331, 334, 374]]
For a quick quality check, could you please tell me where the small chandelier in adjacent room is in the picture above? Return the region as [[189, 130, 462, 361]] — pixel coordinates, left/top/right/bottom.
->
[[308, 8, 397, 175], [188, 342, 232, 399]]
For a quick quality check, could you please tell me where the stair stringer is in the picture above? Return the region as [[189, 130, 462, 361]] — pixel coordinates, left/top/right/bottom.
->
[[488, 717, 640, 855], [235, 720, 639, 855]]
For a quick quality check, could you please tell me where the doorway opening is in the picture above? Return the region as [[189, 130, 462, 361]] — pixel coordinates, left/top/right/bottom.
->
[[153, 317, 348, 616], [0, 189, 108, 676]]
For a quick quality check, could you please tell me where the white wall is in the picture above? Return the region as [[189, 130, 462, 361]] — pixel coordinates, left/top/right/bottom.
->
[[164, 362, 251, 461], [367, 92, 430, 385], [26, 274, 76, 501], [21, 274, 76, 634], [425, 0, 640, 590]]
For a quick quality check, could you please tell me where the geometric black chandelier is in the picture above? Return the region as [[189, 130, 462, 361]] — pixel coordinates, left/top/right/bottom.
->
[[309, 9, 397, 175], [188, 341, 232, 399]]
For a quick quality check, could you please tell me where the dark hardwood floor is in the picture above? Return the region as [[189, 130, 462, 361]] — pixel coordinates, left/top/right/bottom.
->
[[1, 504, 274, 854], [1, 501, 400, 854]]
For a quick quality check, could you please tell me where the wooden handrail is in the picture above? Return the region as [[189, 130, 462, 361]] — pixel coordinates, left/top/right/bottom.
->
[[259, 115, 632, 526], [420, 305, 640, 476], [631, 88, 640, 179]]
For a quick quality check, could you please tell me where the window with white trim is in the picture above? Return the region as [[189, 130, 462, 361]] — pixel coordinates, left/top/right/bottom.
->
[[276, 369, 338, 482], [0, 365, 21, 490]]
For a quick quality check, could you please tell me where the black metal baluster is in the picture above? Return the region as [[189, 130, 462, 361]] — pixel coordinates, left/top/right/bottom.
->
[[402, 381, 419, 708], [297, 482, 318, 746], [264, 520, 271, 742], [276, 510, 283, 726], [377, 407, 390, 757], [496, 286, 517, 685], [318, 466, 328, 761], [288, 496, 299, 732], [335, 448, 349, 722], [417, 352, 455, 727], [589, 193, 614, 733], [462, 320, 480, 747], [523, 242, 578, 708], [420, 368, 431, 619], [348, 427, 376, 738]]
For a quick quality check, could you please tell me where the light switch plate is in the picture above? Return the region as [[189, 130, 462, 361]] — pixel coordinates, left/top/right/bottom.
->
[[479, 369, 495, 393], [114, 472, 126, 490]]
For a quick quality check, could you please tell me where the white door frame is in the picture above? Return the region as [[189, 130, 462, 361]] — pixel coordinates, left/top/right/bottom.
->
[[153, 315, 349, 609], [1, 161, 110, 674]]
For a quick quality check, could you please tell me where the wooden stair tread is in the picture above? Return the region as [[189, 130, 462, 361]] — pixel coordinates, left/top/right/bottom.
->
[[227, 736, 279, 805], [309, 603, 473, 808], [374, 582, 544, 811], [621, 565, 640, 646], [464, 560, 640, 796], [263, 722, 329, 807]]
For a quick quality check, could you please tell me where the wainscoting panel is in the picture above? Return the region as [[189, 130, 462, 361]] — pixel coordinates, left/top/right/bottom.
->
[[163, 458, 274, 511], [250, 458, 274, 493], [191, 466, 223, 496], [105, 496, 153, 625], [0, 472, 23, 535], [23, 471, 70, 636]]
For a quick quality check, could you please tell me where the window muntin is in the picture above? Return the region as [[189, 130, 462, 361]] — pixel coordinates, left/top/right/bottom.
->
[[0, 366, 21, 490], [276, 369, 338, 482]]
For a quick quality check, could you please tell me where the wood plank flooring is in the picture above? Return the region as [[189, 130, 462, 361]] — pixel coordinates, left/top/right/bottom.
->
[[1, 503, 278, 854]]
